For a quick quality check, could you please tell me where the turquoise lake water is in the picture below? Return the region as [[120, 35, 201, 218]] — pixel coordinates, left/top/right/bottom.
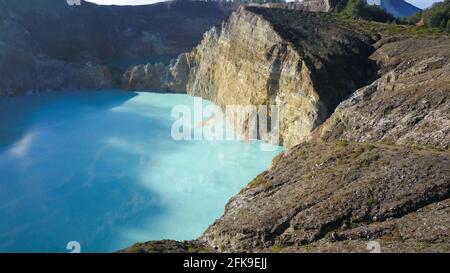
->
[[0, 90, 282, 253]]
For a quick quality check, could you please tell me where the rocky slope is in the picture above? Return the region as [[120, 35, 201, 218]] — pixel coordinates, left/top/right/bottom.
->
[[200, 141, 449, 252], [179, 7, 377, 148], [301, 0, 335, 12], [315, 36, 450, 150], [0, 0, 229, 96], [123, 7, 450, 253]]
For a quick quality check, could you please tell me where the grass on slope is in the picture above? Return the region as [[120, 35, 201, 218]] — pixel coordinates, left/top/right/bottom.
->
[[341, 17, 450, 37]]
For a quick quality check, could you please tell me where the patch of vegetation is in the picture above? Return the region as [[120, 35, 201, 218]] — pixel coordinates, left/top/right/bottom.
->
[[365, 143, 376, 151], [341, 16, 449, 37], [360, 153, 380, 168], [269, 244, 287, 253], [336, 0, 396, 23], [245, 172, 270, 191], [187, 243, 215, 253], [127, 243, 145, 253], [403, 0, 450, 33], [352, 146, 365, 158], [336, 140, 349, 147], [341, 219, 357, 230], [329, 1, 449, 38], [271, 152, 284, 169]]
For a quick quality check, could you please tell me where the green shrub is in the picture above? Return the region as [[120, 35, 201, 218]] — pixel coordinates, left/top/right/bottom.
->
[[337, 0, 396, 23], [404, 0, 450, 31]]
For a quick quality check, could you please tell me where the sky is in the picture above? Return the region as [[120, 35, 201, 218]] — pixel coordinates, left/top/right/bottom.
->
[[85, 0, 441, 9]]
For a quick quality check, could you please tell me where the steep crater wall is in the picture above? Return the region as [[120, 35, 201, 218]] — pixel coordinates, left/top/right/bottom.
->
[[179, 7, 378, 148], [0, 0, 230, 96], [315, 36, 450, 150], [198, 33, 450, 254]]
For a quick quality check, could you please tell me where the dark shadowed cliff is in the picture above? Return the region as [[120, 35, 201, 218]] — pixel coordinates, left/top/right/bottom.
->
[[316, 36, 450, 150], [0, 0, 230, 95]]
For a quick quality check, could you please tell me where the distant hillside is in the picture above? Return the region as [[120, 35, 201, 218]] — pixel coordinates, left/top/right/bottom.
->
[[405, 0, 450, 31], [0, 0, 231, 96], [367, 0, 421, 17], [0, 0, 230, 62], [337, 0, 396, 22]]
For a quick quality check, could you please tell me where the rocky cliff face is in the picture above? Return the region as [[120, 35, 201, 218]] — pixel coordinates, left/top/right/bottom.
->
[[194, 31, 450, 253], [316, 36, 450, 150], [301, 0, 334, 12], [181, 7, 377, 147], [120, 54, 192, 93], [0, 0, 229, 96], [194, 28, 450, 253], [121, 63, 169, 92], [245, 0, 333, 12]]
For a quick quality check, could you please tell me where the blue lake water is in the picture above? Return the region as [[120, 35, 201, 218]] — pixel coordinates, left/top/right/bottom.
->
[[0, 90, 282, 253]]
